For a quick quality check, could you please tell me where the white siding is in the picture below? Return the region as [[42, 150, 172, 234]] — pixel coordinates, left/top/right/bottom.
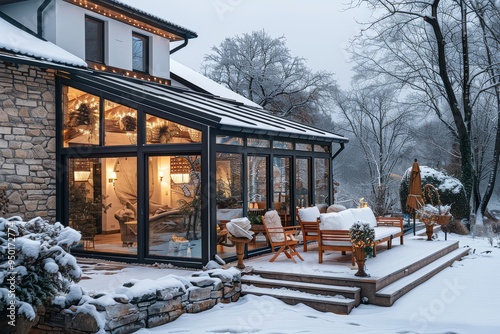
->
[[54, 0, 170, 77]]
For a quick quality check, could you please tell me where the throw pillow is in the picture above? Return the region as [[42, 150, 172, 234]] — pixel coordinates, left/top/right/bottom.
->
[[319, 212, 344, 230], [298, 206, 321, 222]]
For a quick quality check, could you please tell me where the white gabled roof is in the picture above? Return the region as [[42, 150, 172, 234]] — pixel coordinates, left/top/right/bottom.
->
[[0, 16, 87, 68], [170, 59, 262, 109]]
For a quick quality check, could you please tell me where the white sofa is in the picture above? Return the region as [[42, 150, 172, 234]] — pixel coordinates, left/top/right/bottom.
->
[[317, 207, 404, 263]]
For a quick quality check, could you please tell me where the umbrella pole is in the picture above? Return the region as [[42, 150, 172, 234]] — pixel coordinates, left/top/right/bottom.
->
[[413, 212, 416, 236]]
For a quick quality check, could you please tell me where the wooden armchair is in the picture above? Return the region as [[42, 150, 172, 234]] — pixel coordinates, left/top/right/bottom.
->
[[263, 210, 304, 263], [296, 206, 321, 251]]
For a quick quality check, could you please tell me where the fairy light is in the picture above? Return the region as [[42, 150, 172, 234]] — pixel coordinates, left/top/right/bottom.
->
[[67, 0, 183, 40]]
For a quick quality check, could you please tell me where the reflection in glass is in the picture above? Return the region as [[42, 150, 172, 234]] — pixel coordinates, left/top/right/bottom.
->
[[248, 138, 270, 148], [273, 141, 293, 150], [315, 158, 330, 205], [216, 136, 243, 146], [296, 158, 310, 207], [314, 144, 330, 153], [63, 86, 100, 147], [145, 114, 201, 144], [104, 100, 137, 146], [216, 153, 243, 258], [69, 157, 138, 255], [273, 157, 291, 226], [148, 155, 202, 258], [248, 156, 267, 211], [296, 143, 312, 151]]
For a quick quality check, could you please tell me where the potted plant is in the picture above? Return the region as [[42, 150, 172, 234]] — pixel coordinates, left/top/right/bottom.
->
[[417, 184, 453, 240], [349, 221, 375, 277]]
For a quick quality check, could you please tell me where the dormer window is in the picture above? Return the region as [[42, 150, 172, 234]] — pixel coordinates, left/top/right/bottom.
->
[[85, 16, 104, 64], [132, 32, 149, 73]]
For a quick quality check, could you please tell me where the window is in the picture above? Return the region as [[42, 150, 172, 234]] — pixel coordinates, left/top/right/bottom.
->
[[85, 16, 104, 63], [132, 32, 149, 73]]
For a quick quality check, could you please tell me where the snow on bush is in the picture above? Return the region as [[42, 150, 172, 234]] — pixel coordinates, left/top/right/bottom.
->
[[0, 216, 82, 320]]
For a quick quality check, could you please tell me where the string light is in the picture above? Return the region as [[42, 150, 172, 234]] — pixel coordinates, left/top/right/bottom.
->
[[69, 0, 181, 41]]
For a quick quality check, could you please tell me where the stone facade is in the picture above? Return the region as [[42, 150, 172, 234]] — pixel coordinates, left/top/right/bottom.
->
[[0, 62, 57, 222], [29, 269, 242, 334]]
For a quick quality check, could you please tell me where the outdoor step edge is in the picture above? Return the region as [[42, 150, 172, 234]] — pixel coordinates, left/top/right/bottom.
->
[[375, 247, 470, 297], [241, 275, 360, 293], [241, 285, 356, 306]]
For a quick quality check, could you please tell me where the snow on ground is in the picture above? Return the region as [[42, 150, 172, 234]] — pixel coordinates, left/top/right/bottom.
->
[[77, 231, 500, 333]]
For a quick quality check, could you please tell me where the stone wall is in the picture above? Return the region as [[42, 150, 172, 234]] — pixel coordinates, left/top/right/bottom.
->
[[0, 62, 57, 222], [29, 268, 242, 334]]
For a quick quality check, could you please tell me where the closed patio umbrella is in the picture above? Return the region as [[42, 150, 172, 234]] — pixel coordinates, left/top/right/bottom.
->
[[406, 159, 423, 235]]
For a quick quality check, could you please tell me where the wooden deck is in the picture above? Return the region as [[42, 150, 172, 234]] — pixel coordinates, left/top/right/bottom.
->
[[234, 234, 469, 314]]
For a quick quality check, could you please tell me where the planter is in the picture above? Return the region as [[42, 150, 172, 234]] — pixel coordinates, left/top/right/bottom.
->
[[353, 247, 368, 277], [425, 224, 434, 241], [435, 214, 452, 226]]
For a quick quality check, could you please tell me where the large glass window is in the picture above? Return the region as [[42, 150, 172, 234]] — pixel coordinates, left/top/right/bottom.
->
[[315, 158, 330, 205], [85, 16, 104, 63], [63, 86, 100, 147], [132, 32, 149, 73], [296, 158, 310, 207], [104, 100, 137, 146], [146, 114, 201, 144], [216, 153, 243, 258], [69, 157, 137, 255], [148, 155, 202, 258], [248, 156, 268, 213], [273, 157, 291, 226]]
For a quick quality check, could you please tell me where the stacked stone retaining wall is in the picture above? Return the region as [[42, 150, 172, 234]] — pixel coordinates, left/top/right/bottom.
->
[[28, 268, 241, 333]]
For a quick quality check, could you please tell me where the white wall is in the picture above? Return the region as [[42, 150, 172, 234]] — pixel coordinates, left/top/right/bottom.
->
[[54, 0, 171, 77]]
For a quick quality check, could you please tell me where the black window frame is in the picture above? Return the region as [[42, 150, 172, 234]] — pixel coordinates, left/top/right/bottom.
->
[[85, 15, 105, 64], [132, 32, 149, 73]]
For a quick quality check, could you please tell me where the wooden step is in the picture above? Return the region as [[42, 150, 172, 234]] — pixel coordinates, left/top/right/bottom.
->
[[241, 284, 358, 314], [374, 247, 470, 306], [241, 275, 360, 305]]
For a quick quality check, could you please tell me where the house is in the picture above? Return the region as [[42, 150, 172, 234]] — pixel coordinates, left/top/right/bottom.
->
[[0, 0, 348, 268]]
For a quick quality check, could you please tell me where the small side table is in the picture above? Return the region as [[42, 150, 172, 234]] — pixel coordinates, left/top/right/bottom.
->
[[229, 236, 252, 269]]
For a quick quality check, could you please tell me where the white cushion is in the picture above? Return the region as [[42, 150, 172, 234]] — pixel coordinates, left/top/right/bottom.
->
[[264, 210, 285, 242], [350, 208, 377, 228], [338, 209, 356, 229], [226, 222, 254, 240], [230, 217, 251, 230], [319, 212, 344, 230], [373, 227, 401, 241], [326, 204, 347, 213], [298, 206, 321, 222]]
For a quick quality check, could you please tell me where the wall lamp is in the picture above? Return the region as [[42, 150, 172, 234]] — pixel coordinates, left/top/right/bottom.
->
[[108, 171, 117, 187], [159, 171, 164, 182]]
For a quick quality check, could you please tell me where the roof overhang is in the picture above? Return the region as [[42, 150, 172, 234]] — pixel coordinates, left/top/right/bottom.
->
[[63, 0, 197, 40]]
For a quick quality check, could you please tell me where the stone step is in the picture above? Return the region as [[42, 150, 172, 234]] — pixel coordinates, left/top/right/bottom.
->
[[241, 284, 358, 315], [374, 247, 470, 306], [241, 275, 360, 305]]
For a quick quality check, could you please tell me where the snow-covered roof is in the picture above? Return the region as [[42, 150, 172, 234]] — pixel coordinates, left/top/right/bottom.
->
[[170, 59, 262, 109], [0, 16, 87, 68], [70, 71, 348, 143], [102, 0, 197, 39]]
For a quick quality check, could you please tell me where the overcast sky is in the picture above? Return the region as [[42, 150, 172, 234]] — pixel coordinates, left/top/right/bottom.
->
[[121, 0, 370, 88]]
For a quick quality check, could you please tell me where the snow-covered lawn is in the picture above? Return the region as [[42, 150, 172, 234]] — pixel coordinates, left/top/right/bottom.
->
[[77, 231, 499, 333]]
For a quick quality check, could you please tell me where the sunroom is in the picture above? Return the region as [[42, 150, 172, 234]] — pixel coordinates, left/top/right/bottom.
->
[[58, 70, 348, 268]]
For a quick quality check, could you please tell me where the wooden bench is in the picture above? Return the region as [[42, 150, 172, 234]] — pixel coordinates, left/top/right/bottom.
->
[[318, 208, 404, 264]]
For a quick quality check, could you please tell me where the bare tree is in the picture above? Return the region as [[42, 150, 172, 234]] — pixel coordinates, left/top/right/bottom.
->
[[334, 82, 415, 215], [348, 0, 500, 222], [202, 30, 338, 125]]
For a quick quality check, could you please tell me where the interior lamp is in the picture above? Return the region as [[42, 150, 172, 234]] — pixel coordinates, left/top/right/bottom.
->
[[159, 171, 164, 182], [108, 171, 117, 186]]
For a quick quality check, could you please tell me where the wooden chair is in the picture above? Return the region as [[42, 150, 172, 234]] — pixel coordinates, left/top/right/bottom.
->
[[318, 227, 355, 265], [263, 210, 304, 263], [296, 206, 320, 252]]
